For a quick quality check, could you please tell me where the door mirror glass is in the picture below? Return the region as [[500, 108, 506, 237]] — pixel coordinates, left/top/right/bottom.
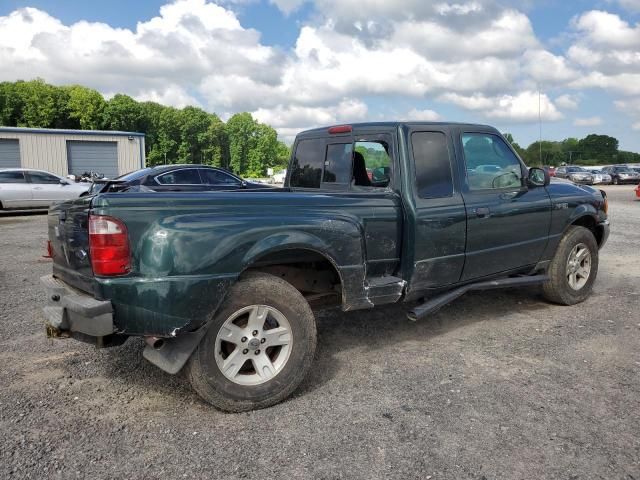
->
[[528, 167, 549, 187]]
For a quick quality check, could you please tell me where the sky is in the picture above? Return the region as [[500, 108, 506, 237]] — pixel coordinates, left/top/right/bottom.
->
[[1, 0, 640, 150]]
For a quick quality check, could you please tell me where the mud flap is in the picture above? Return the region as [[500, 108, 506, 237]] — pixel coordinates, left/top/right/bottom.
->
[[142, 326, 210, 375]]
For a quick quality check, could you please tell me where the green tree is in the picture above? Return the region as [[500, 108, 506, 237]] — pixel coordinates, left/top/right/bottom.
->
[[65, 85, 106, 129], [102, 94, 144, 132], [202, 116, 230, 168], [524, 141, 564, 166], [11, 79, 60, 127], [578, 134, 619, 163], [176, 106, 211, 163], [226, 112, 257, 174]]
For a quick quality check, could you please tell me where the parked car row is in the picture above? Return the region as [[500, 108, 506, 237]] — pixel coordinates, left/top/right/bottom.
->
[[0, 165, 270, 211], [548, 164, 640, 186]]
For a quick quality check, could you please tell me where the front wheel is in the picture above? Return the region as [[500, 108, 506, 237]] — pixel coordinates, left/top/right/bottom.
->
[[613, 177, 619, 185], [187, 272, 317, 412], [542, 226, 599, 305]]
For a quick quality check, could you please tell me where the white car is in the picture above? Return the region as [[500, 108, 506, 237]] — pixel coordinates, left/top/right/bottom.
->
[[272, 169, 287, 184], [0, 168, 90, 211]]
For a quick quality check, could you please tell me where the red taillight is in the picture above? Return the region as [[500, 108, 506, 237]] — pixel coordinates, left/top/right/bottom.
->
[[89, 215, 131, 276], [328, 125, 352, 134], [43, 240, 53, 259]]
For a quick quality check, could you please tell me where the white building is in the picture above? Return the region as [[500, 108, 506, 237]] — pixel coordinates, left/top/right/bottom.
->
[[0, 127, 145, 178]]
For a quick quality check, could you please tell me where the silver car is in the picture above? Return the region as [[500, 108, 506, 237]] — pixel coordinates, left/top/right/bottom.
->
[[589, 170, 612, 185], [0, 169, 90, 210]]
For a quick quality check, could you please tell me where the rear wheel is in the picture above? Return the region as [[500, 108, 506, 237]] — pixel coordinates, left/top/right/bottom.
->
[[187, 272, 317, 412], [542, 226, 598, 305]]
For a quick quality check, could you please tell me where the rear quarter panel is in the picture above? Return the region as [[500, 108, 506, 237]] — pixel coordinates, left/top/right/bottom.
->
[[91, 190, 399, 336]]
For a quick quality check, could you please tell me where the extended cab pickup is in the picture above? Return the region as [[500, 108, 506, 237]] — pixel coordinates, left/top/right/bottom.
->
[[42, 122, 609, 411]]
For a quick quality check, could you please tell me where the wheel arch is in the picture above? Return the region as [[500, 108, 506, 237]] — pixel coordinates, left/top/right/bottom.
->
[[568, 213, 604, 246]]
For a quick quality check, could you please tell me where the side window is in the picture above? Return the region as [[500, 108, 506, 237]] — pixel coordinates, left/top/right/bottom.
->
[[353, 141, 391, 188], [290, 139, 325, 188], [28, 171, 60, 184], [155, 169, 202, 185], [0, 171, 26, 183], [200, 169, 240, 185], [462, 133, 523, 190], [412, 132, 453, 198], [323, 143, 353, 184]]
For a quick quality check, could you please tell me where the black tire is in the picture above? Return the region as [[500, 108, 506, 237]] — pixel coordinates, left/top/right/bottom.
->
[[542, 226, 599, 305], [613, 177, 619, 185], [187, 272, 317, 412]]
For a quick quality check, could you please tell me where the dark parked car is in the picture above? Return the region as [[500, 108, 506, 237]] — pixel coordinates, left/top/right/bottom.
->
[[555, 165, 594, 185], [42, 122, 609, 411], [90, 165, 272, 194], [601, 165, 640, 185]]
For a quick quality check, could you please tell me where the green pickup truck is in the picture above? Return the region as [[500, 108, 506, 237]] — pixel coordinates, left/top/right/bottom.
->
[[42, 122, 609, 411]]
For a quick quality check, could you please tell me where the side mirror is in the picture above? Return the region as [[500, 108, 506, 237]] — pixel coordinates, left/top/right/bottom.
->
[[528, 167, 550, 187], [59, 179, 69, 186], [241, 180, 248, 188]]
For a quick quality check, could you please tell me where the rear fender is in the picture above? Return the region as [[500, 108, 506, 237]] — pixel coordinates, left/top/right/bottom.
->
[[241, 222, 372, 311]]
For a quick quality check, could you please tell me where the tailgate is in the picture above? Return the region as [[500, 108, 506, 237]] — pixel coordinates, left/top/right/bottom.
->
[[48, 196, 95, 294]]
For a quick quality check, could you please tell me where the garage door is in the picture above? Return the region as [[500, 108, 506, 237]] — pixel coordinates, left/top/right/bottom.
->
[[0, 139, 20, 168], [67, 141, 119, 179]]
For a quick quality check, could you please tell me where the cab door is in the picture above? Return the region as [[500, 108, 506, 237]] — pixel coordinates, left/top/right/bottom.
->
[[457, 130, 551, 281], [402, 127, 466, 296]]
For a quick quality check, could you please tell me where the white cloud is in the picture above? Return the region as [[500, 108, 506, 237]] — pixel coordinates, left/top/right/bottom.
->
[[633, 121, 640, 130], [555, 94, 580, 110], [405, 108, 441, 121], [573, 116, 603, 126], [615, 0, 640, 11], [522, 50, 578, 84], [252, 99, 368, 129], [0, 0, 595, 138], [269, 0, 307, 14], [0, 1, 282, 107], [439, 91, 562, 122]]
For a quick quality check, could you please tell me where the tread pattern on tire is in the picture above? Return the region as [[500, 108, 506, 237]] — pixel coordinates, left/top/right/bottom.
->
[[186, 272, 317, 412], [542, 225, 598, 306]]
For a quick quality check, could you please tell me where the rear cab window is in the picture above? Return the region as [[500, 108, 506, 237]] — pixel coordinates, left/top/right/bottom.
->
[[289, 130, 394, 191]]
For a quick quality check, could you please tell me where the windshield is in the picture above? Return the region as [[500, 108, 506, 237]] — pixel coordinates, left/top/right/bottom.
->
[[116, 168, 152, 181], [567, 167, 587, 172]]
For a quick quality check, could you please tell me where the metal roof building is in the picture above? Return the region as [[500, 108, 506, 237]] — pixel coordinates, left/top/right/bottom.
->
[[0, 127, 145, 179]]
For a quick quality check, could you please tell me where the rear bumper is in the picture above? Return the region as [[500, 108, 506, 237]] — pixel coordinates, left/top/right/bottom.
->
[[41, 274, 114, 337]]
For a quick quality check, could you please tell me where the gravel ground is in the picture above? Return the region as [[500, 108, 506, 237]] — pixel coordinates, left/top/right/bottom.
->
[[1, 185, 639, 480]]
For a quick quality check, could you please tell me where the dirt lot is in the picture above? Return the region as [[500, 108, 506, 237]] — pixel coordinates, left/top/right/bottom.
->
[[1, 186, 638, 480]]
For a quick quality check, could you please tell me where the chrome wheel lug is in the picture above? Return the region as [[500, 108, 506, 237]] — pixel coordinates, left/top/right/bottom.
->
[[241, 336, 247, 343], [242, 349, 248, 354], [252, 330, 258, 336]]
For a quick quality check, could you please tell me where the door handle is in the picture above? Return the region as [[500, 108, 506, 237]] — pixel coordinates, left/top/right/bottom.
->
[[475, 207, 491, 218], [33, 187, 43, 190]]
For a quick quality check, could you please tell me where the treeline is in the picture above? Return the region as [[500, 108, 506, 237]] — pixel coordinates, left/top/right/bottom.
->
[[504, 133, 640, 166], [0, 79, 290, 177]]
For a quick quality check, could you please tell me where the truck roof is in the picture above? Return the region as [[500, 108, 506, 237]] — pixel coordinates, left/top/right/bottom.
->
[[297, 121, 497, 138]]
